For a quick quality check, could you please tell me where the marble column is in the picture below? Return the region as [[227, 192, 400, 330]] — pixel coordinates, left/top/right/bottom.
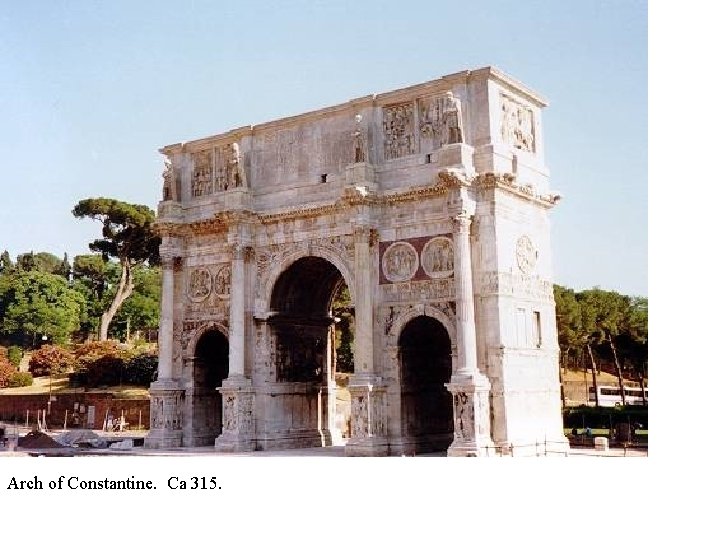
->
[[216, 243, 254, 451], [346, 226, 388, 456], [445, 214, 495, 456], [146, 253, 184, 448]]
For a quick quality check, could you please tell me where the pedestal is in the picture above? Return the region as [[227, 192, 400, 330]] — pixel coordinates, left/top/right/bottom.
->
[[214, 376, 255, 452], [445, 371, 496, 457], [344, 374, 388, 457], [345, 162, 377, 188], [145, 379, 184, 449], [434, 142, 476, 172]]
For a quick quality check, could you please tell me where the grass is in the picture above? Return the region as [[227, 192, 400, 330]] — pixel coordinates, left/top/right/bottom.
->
[[0, 374, 149, 398]]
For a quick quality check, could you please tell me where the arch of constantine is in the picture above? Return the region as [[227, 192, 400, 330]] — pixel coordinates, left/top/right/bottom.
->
[[145, 66, 568, 456]]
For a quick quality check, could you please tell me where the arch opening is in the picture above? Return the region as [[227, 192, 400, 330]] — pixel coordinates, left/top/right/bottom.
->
[[398, 315, 453, 454], [188, 329, 228, 446], [265, 256, 354, 447]]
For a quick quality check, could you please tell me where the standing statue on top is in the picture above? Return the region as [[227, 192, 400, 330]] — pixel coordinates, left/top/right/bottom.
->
[[442, 91, 464, 145]]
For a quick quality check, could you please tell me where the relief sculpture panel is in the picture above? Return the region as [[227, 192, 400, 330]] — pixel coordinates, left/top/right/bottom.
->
[[383, 103, 416, 160], [381, 241, 418, 282], [420, 236, 454, 279], [501, 95, 535, 152]]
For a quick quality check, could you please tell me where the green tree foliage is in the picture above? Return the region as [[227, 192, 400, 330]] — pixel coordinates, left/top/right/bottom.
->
[[71, 254, 117, 339], [554, 285, 648, 407], [110, 265, 160, 341], [72, 198, 161, 340], [7, 345, 23, 368], [8, 371, 33, 388], [0, 270, 86, 345], [0, 251, 13, 274], [331, 283, 354, 373], [15, 251, 67, 275]]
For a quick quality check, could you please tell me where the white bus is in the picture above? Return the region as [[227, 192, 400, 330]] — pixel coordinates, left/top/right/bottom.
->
[[589, 385, 648, 406]]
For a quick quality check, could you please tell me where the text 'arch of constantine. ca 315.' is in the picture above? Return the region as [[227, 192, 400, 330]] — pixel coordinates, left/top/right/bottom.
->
[[147, 66, 568, 457]]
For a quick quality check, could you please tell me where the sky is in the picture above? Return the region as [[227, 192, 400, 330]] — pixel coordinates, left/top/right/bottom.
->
[[0, 0, 647, 296]]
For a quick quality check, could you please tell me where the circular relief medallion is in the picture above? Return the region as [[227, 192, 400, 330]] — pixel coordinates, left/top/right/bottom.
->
[[421, 237, 454, 279], [187, 267, 212, 302], [516, 235, 537, 274], [214, 265, 231, 297], [382, 241, 419, 282]]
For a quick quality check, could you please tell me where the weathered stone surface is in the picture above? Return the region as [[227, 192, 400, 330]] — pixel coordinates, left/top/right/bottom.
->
[[147, 66, 567, 456]]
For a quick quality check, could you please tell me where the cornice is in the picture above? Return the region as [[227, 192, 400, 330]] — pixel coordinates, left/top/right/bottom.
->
[[477, 173, 557, 209]]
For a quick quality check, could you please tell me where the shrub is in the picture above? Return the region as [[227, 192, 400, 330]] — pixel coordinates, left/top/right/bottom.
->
[[82, 356, 125, 387], [0, 358, 15, 387], [8, 371, 33, 388], [28, 345, 75, 377], [7, 346, 23, 368], [74, 340, 129, 370], [125, 354, 158, 386], [563, 405, 648, 430]]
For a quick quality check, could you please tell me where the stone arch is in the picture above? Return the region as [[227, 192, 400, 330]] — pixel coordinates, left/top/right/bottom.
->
[[259, 243, 356, 315], [184, 321, 229, 359], [388, 304, 457, 351], [394, 314, 455, 454]]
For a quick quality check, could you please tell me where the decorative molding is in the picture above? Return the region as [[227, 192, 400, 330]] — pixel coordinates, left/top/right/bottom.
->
[[478, 271, 553, 301], [478, 173, 557, 208], [381, 277, 455, 303]]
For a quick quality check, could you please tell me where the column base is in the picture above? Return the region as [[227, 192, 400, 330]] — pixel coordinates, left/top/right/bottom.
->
[[445, 370, 496, 457], [345, 436, 389, 457], [447, 437, 497, 457], [215, 376, 255, 452], [345, 373, 389, 456], [145, 379, 184, 449]]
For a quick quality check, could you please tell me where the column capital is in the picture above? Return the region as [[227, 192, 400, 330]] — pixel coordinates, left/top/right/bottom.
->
[[451, 212, 473, 233], [228, 242, 253, 261], [353, 226, 378, 246], [160, 254, 181, 271]]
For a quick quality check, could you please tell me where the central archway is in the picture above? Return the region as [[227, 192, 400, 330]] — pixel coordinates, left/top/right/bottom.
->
[[398, 315, 453, 454], [186, 329, 228, 446], [263, 256, 352, 449]]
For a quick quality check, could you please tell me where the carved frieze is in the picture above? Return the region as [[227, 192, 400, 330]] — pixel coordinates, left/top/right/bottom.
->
[[381, 278, 455, 303], [420, 236, 454, 279], [501, 95, 535, 152], [383, 103, 416, 160], [478, 271, 553, 301], [381, 241, 418, 282]]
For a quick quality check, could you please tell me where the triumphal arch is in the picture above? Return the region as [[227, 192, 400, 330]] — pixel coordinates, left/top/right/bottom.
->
[[145, 67, 567, 456]]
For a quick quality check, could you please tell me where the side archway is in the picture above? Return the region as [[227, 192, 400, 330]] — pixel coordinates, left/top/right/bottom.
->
[[396, 314, 454, 454], [183, 325, 229, 447]]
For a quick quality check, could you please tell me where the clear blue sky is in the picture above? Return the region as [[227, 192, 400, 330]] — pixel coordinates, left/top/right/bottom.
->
[[0, 0, 647, 296]]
